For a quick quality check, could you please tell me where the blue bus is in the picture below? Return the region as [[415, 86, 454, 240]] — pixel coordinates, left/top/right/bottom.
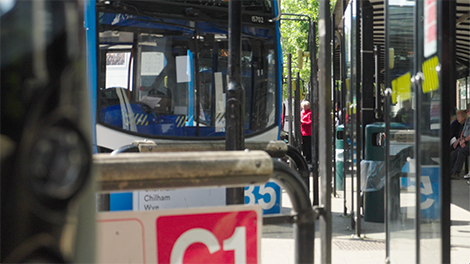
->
[[85, 0, 284, 213], [85, 0, 283, 152]]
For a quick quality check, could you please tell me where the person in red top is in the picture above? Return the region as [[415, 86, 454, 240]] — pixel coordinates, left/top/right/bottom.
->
[[301, 100, 312, 163]]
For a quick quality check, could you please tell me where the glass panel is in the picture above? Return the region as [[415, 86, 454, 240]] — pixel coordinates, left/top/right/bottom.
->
[[340, 0, 363, 232], [350, 0, 358, 225], [418, 0, 441, 262], [343, 0, 354, 225], [418, 56, 441, 263], [97, 12, 278, 139], [386, 0, 417, 263], [458, 77, 470, 110]]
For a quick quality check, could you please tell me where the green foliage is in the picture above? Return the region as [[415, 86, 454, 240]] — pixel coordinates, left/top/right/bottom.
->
[[280, 0, 336, 100]]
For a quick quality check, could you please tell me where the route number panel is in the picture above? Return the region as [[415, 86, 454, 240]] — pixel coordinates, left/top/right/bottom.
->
[[96, 205, 262, 263]]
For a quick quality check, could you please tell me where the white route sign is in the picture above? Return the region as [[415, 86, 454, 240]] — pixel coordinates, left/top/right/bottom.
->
[[133, 187, 226, 211]]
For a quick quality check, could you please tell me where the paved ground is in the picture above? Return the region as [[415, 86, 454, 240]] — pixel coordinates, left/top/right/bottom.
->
[[261, 177, 470, 264]]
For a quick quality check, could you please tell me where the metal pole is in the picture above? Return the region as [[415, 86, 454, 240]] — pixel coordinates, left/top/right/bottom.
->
[[287, 54, 293, 147], [135, 140, 309, 194], [226, 0, 245, 204], [310, 21, 319, 206], [136, 140, 288, 158], [384, 87, 391, 264], [195, 40, 201, 137], [354, 0, 362, 237], [295, 72, 302, 152], [438, 0, 455, 262], [341, 0, 348, 216], [95, 151, 273, 191], [413, 1, 423, 262], [384, 1, 390, 260], [332, 14, 337, 198], [319, 0, 332, 262], [375, 45, 382, 120], [348, 1, 355, 232]]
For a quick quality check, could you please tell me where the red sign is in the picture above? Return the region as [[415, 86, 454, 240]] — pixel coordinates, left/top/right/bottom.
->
[[424, 0, 437, 57], [156, 210, 259, 264], [96, 206, 261, 264]]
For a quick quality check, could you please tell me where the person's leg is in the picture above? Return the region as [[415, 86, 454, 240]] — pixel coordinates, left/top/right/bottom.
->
[[450, 146, 460, 172], [453, 143, 470, 174], [301, 136, 307, 159], [303, 136, 311, 162]]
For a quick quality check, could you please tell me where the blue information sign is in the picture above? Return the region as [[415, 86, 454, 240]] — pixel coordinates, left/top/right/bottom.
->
[[244, 181, 281, 214]]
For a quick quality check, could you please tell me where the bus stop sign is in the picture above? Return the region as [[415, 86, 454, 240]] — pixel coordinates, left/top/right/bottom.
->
[[97, 205, 261, 263]]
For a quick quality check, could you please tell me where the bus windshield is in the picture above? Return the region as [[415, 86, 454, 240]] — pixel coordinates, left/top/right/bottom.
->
[[97, 6, 278, 139]]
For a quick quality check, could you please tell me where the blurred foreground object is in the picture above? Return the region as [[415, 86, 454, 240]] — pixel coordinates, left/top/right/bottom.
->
[[1, 1, 95, 263]]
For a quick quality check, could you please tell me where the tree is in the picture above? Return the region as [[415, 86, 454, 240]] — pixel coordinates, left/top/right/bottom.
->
[[280, 0, 336, 100]]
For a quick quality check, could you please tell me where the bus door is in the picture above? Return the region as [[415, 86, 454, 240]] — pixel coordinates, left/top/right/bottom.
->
[[384, 0, 444, 263]]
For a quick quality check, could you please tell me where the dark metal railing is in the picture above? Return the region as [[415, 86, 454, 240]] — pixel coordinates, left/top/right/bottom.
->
[[95, 151, 272, 191], [118, 140, 315, 204], [93, 151, 316, 263], [270, 159, 315, 264], [132, 140, 288, 158], [286, 145, 311, 197]]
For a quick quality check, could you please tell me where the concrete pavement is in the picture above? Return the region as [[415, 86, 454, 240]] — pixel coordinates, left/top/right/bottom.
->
[[261, 178, 470, 264]]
